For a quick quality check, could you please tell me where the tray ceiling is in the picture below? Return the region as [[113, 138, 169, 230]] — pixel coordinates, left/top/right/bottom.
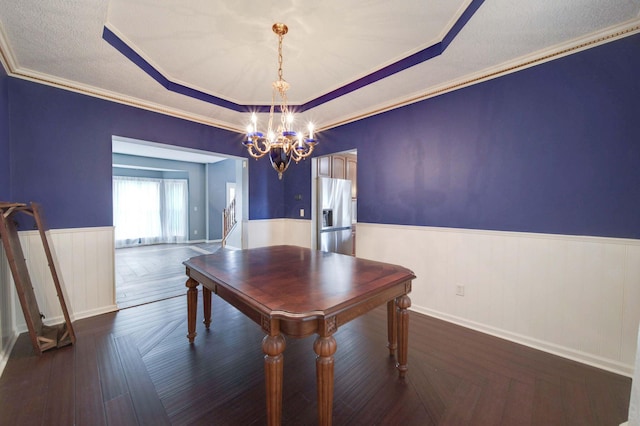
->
[[0, 0, 638, 134]]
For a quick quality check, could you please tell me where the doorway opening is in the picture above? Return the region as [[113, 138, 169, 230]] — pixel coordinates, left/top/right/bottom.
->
[[311, 150, 357, 256], [112, 135, 248, 308]]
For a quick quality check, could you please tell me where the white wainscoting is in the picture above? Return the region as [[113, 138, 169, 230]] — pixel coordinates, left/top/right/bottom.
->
[[246, 218, 639, 375], [356, 222, 640, 376], [3, 219, 637, 378], [247, 218, 312, 249], [8, 226, 118, 332], [0, 226, 118, 375], [0, 242, 16, 376]]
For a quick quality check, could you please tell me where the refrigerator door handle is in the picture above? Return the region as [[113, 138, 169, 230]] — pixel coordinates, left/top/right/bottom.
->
[[320, 226, 352, 233]]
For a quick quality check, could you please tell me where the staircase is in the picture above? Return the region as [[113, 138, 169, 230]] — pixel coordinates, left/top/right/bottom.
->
[[221, 198, 237, 248]]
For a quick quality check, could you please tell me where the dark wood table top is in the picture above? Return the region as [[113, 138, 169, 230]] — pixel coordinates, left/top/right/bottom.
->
[[183, 245, 415, 333], [183, 245, 415, 425]]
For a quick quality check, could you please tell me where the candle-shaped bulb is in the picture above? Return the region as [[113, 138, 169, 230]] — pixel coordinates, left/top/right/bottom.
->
[[308, 123, 314, 140], [251, 113, 257, 133], [297, 132, 304, 147]]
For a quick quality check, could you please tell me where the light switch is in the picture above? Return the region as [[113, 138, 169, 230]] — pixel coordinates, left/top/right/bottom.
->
[[299, 209, 304, 217]]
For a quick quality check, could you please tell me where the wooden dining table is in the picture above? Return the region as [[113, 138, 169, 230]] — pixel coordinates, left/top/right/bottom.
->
[[183, 245, 415, 426]]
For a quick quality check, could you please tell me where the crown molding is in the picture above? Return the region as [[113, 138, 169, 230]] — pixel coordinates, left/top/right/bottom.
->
[[322, 18, 640, 131], [0, 23, 243, 133], [1, 18, 638, 135], [0, 22, 17, 75]]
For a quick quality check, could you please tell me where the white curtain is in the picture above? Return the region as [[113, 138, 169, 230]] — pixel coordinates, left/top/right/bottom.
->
[[162, 179, 188, 244], [113, 176, 188, 248]]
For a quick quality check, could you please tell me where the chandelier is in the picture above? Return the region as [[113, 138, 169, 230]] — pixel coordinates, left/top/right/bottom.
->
[[243, 23, 317, 179]]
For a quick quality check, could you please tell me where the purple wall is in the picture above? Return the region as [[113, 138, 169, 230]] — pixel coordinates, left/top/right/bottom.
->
[[4, 33, 640, 239], [281, 158, 312, 219], [7, 79, 282, 229], [300, 33, 640, 239], [247, 155, 286, 219], [0, 64, 9, 200]]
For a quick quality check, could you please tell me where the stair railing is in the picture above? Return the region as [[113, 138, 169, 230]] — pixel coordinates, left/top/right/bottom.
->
[[221, 197, 237, 248]]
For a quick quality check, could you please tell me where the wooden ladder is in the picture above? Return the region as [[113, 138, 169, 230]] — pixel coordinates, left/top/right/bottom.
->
[[0, 201, 75, 354]]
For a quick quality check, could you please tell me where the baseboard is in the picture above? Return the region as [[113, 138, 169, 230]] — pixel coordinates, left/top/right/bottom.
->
[[13, 304, 120, 335], [412, 305, 634, 377], [73, 305, 120, 320], [2, 304, 118, 377], [0, 331, 18, 378]]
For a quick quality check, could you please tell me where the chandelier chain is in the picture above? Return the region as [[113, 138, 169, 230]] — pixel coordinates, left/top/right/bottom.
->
[[276, 33, 289, 131], [243, 23, 318, 179], [277, 34, 284, 83]]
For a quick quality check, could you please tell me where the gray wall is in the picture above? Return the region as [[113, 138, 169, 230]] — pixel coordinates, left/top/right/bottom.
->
[[207, 159, 236, 240], [112, 153, 207, 241]]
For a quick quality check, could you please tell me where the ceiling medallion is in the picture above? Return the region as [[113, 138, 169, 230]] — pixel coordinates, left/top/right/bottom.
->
[[243, 23, 317, 180]]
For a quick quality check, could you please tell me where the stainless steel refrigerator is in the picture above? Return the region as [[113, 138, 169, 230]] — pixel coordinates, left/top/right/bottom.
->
[[317, 177, 353, 255]]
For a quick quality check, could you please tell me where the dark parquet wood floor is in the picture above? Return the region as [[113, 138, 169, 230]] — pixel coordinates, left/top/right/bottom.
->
[[0, 291, 631, 425], [116, 243, 221, 308]]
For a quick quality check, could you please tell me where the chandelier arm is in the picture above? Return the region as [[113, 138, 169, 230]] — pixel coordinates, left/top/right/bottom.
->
[[258, 137, 275, 154], [291, 144, 315, 162], [247, 143, 269, 159]]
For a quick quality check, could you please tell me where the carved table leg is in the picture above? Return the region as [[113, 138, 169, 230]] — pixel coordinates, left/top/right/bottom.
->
[[314, 335, 337, 426], [396, 294, 411, 378], [263, 333, 286, 426], [202, 287, 212, 329], [386, 299, 397, 356], [186, 278, 199, 343]]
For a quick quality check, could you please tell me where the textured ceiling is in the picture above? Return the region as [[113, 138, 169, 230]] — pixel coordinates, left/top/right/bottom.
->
[[0, 0, 639, 136], [105, 0, 469, 105]]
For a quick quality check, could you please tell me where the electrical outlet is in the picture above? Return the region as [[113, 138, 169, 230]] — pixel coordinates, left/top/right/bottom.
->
[[194, 230, 198, 235], [299, 208, 304, 217], [456, 285, 465, 296]]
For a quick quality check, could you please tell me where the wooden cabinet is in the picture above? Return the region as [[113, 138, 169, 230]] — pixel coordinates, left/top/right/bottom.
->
[[317, 155, 332, 177], [331, 156, 346, 179], [346, 156, 357, 199], [317, 153, 357, 198]]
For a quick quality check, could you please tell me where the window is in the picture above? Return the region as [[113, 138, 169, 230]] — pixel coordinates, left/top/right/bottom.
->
[[113, 176, 188, 248]]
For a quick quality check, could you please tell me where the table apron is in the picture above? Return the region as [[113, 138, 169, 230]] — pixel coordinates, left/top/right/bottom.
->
[[188, 269, 411, 339], [332, 281, 412, 333]]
